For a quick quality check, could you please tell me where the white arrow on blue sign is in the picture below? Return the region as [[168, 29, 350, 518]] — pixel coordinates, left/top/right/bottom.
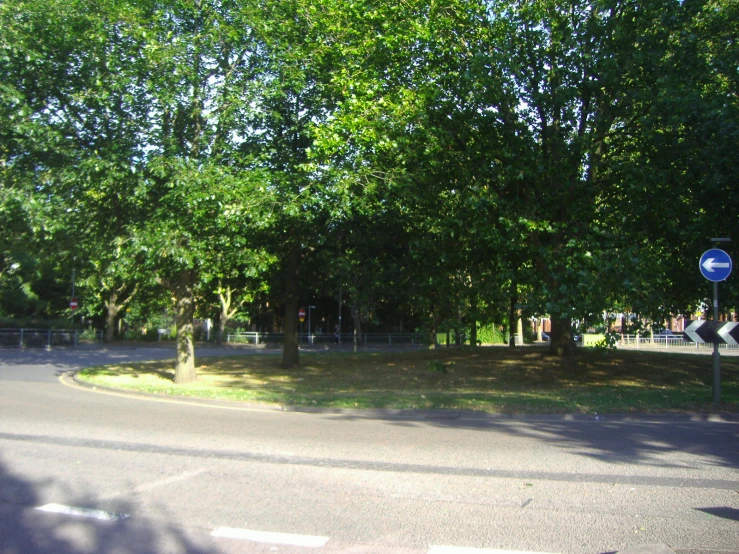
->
[[699, 249, 732, 282]]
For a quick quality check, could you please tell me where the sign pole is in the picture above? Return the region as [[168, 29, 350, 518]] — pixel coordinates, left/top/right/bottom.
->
[[712, 280, 720, 403], [702, 237, 732, 404]]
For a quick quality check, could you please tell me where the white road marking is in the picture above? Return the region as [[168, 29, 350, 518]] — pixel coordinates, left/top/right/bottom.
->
[[212, 527, 329, 547], [430, 547, 560, 554], [100, 468, 209, 500], [35, 503, 129, 521]]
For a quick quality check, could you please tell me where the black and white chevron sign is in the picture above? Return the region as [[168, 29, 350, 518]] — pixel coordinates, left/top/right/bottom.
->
[[683, 320, 739, 345]]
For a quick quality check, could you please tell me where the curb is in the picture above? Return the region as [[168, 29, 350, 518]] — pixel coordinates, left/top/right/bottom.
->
[[68, 372, 739, 422], [67, 372, 284, 413], [617, 545, 676, 554]]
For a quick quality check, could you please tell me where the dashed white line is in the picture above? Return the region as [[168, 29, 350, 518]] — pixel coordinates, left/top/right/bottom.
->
[[99, 468, 210, 500], [34, 503, 557, 554], [212, 527, 329, 547], [35, 503, 129, 521]]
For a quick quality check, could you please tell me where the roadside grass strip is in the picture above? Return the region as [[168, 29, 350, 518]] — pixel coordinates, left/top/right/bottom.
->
[[35, 503, 129, 521], [77, 349, 739, 414], [211, 527, 329, 547]]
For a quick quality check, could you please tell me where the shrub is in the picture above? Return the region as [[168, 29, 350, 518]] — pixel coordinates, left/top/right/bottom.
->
[[476, 324, 506, 344]]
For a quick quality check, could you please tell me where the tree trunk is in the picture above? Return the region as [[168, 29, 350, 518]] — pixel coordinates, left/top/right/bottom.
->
[[516, 312, 524, 345], [104, 284, 138, 343], [104, 291, 120, 343], [352, 306, 362, 352], [217, 286, 235, 346], [281, 247, 300, 368], [428, 311, 440, 349], [469, 296, 478, 347], [508, 281, 518, 347], [218, 315, 227, 345], [549, 317, 578, 356], [174, 270, 197, 384]]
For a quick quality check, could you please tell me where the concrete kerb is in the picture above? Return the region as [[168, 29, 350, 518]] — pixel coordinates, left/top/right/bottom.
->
[[67, 371, 284, 413], [68, 372, 739, 422], [616, 544, 676, 554]]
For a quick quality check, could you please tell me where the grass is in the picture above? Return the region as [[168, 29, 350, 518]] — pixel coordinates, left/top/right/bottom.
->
[[76, 347, 739, 414]]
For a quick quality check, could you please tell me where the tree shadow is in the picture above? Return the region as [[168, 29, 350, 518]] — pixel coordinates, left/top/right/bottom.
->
[[0, 345, 265, 380], [0, 453, 214, 553], [494, 419, 739, 470], [0, 346, 177, 372], [695, 507, 739, 522], [342, 414, 739, 471]]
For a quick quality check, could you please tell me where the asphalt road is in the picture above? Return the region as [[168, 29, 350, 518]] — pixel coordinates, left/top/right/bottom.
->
[[0, 345, 737, 554]]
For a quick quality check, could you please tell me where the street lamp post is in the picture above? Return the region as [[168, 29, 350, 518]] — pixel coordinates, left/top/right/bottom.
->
[[308, 306, 316, 345], [338, 287, 342, 346]]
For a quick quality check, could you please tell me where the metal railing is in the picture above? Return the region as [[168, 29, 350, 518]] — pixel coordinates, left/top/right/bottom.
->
[[0, 329, 104, 348], [225, 332, 426, 346], [618, 334, 738, 351]]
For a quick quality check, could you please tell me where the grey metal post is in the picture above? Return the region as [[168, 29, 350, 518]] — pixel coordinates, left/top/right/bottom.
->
[[20, 329, 23, 348], [712, 281, 721, 403], [308, 306, 315, 345], [708, 237, 732, 403]]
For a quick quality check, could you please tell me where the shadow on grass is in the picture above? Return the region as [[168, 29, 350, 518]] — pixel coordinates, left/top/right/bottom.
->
[[78, 348, 739, 414]]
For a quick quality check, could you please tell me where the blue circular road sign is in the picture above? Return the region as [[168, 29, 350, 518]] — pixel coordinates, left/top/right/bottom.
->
[[700, 249, 732, 282]]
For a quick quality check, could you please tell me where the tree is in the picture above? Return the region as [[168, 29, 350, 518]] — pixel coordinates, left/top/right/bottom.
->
[[2, 0, 273, 381], [240, 0, 356, 368]]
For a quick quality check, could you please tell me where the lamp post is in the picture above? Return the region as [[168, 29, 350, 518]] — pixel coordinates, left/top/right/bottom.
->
[[308, 306, 316, 345], [338, 287, 342, 346]]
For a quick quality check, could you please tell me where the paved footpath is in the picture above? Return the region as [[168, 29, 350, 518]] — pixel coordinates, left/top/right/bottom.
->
[[1, 345, 737, 554]]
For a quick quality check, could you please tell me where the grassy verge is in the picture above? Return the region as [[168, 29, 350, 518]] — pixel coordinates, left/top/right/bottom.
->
[[76, 347, 739, 414]]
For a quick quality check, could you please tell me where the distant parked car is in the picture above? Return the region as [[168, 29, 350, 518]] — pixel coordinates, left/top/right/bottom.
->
[[541, 332, 550, 341]]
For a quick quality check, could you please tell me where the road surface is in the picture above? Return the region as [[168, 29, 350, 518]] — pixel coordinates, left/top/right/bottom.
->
[[1, 346, 737, 554]]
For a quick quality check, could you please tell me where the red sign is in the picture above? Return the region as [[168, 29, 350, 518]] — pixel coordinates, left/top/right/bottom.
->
[[298, 307, 306, 322], [70, 298, 78, 310]]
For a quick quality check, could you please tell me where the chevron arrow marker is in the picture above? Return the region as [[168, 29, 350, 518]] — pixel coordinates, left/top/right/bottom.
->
[[717, 322, 739, 346], [684, 320, 706, 343]]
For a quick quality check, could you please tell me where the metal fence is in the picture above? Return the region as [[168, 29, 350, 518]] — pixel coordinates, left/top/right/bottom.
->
[[0, 329, 103, 348], [225, 332, 426, 346], [618, 334, 738, 351]]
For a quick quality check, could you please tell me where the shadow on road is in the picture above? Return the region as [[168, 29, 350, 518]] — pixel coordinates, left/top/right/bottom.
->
[[359, 416, 739, 472], [0, 344, 271, 374], [0, 453, 212, 554], [695, 507, 739, 522], [474, 418, 739, 470]]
